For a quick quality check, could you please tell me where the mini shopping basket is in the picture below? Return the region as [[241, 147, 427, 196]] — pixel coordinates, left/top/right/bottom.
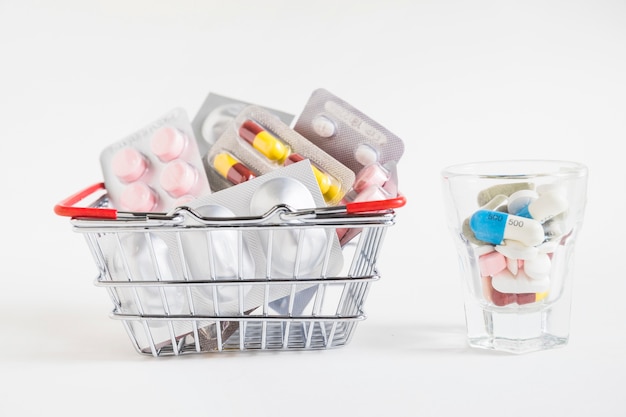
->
[[54, 183, 406, 357]]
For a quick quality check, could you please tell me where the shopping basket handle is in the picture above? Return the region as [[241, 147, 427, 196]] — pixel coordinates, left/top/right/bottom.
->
[[54, 182, 118, 219], [54, 182, 406, 219], [344, 194, 406, 214]]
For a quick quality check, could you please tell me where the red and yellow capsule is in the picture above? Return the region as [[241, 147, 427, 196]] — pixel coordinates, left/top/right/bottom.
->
[[213, 152, 256, 185], [284, 153, 340, 202], [238, 120, 290, 164]]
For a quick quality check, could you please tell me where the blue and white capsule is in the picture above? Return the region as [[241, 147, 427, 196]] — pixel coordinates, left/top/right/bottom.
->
[[469, 209, 545, 247]]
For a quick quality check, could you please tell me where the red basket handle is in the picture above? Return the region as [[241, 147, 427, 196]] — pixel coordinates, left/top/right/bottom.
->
[[54, 182, 118, 219], [344, 194, 406, 213], [54, 183, 406, 219]]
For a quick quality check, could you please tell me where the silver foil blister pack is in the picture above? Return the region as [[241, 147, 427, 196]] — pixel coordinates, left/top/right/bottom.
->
[[293, 88, 405, 175]]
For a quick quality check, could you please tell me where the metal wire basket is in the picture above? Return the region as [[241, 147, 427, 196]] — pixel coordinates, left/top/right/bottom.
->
[[55, 183, 406, 357]]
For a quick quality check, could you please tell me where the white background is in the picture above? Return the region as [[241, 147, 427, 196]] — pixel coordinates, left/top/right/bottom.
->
[[1, 1, 625, 416]]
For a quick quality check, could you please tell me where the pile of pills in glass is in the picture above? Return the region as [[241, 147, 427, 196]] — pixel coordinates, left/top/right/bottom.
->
[[464, 182, 570, 306]]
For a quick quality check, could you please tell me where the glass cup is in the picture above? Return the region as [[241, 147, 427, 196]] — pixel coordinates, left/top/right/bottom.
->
[[441, 160, 588, 354]]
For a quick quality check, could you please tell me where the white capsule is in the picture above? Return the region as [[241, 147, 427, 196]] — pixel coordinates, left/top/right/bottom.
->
[[516, 191, 568, 223], [470, 209, 545, 247]]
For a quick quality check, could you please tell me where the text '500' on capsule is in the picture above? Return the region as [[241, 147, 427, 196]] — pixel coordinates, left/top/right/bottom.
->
[[469, 209, 544, 247], [238, 120, 290, 164], [213, 152, 256, 185]]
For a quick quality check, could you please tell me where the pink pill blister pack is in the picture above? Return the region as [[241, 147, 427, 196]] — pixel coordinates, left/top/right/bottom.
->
[[99, 107, 212, 213]]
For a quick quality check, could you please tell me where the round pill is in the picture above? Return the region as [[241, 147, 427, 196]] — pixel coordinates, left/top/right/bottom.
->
[[151, 127, 187, 162], [111, 147, 147, 183], [119, 182, 157, 212], [354, 144, 379, 166], [160, 159, 198, 198], [311, 115, 336, 137]]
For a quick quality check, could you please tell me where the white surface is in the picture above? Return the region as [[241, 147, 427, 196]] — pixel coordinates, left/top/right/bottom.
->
[[1, 1, 625, 416]]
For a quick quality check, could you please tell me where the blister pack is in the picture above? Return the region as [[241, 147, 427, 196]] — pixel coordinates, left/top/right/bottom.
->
[[338, 160, 400, 246], [292, 88, 405, 176], [204, 105, 355, 205], [185, 160, 345, 313], [191, 92, 295, 156], [99, 108, 211, 213]]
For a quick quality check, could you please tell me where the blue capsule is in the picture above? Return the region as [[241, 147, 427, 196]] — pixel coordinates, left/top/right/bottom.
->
[[469, 209, 544, 247]]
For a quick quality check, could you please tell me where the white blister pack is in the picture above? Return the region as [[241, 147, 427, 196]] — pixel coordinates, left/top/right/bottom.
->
[[205, 105, 355, 205], [183, 160, 344, 315], [293, 88, 405, 175], [100, 108, 212, 213]]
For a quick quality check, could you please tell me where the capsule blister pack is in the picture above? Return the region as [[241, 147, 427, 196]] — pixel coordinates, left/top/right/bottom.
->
[[205, 105, 356, 205], [191, 91, 295, 157], [292, 88, 405, 176], [100, 108, 212, 213]]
